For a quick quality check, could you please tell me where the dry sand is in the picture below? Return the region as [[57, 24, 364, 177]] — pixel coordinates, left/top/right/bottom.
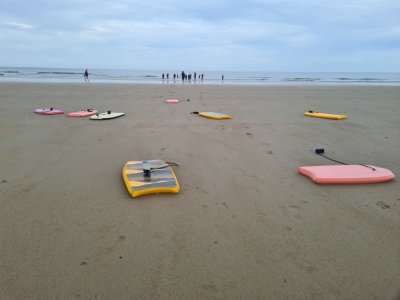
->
[[0, 83, 399, 299]]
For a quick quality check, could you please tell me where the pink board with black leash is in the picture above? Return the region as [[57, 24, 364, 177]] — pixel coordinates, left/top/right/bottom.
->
[[34, 108, 64, 115], [299, 165, 395, 184], [67, 109, 98, 117], [165, 99, 179, 104]]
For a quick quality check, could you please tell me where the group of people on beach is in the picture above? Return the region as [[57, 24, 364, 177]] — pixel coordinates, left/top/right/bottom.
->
[[162, 71, 204, 82], [83, 69, 224, 83], [83, 69, 204, 83]]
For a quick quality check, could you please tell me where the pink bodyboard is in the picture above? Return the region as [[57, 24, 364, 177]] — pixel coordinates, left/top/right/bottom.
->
[[165, 99, 179, 104], [299, 165, 395, 184], [67, 109, 98, 117], [34, 108, 64, 115]]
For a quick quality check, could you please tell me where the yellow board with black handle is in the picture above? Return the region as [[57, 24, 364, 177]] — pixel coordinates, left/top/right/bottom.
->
[[122, 160, 180, 198], [305, 111, 347, 120]]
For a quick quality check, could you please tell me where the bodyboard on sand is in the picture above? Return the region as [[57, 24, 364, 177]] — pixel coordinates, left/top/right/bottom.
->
[[165, 99, 179, 104], [196, 112, 232, 120], [123, 160, 180, 198], [299, 165, 395, 184], [305, 111, 347, 120], [67, 109, 98, 117], [90, 111, 124, 120], [34, 108, 64, 115]]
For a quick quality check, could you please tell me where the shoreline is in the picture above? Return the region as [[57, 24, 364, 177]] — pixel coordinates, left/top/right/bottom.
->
[[1, 80, 400, 87]]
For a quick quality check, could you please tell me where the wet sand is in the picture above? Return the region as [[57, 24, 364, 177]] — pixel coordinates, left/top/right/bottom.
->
[[0, 83, 399, 299]]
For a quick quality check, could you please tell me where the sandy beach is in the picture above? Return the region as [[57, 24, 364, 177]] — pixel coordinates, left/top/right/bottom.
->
[[0, 83, 399, 299]]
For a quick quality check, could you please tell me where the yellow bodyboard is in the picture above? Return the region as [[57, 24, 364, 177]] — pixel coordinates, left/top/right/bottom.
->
[[122, 160, 180, 198], [304, 111, 347, 120], [198, 112, 232, 120]]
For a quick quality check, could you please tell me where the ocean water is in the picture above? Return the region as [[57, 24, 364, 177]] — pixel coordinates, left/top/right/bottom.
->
[[0, 67, 399, 86]]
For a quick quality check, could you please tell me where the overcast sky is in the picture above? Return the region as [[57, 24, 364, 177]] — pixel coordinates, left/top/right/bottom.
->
[[1, 0, 399, 71]]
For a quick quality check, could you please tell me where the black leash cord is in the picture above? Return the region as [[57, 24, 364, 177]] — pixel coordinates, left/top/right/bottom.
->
[[149, 162, 179, 170], [318, 153, 347, 165], [316, 152, 376, 171]]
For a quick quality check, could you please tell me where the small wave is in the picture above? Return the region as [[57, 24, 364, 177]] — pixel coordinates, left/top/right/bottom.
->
[[144, 75, 157, 78], [359, 78, 383, 81], [336, 77, 383, 81], [3, 71, 19, 73], [0, 74, 4, 76], [244, 77, 270, 81], [216, 77, 269, 81], [284, 77, 320, 81], [37, 71, 82, 75]]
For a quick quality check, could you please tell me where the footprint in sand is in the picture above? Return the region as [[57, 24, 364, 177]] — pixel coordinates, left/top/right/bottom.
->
[[376, 201, 391, 209], [246, 132, 253, 137], [202, 284, 218, 293]]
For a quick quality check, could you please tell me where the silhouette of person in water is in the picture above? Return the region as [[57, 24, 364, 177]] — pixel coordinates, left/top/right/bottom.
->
[[84, 69, 89, 82]]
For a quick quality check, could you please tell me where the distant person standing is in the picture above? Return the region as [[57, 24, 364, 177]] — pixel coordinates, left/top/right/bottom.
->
[[222, 75, 224, 81], [84, 69, 89, 82]]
